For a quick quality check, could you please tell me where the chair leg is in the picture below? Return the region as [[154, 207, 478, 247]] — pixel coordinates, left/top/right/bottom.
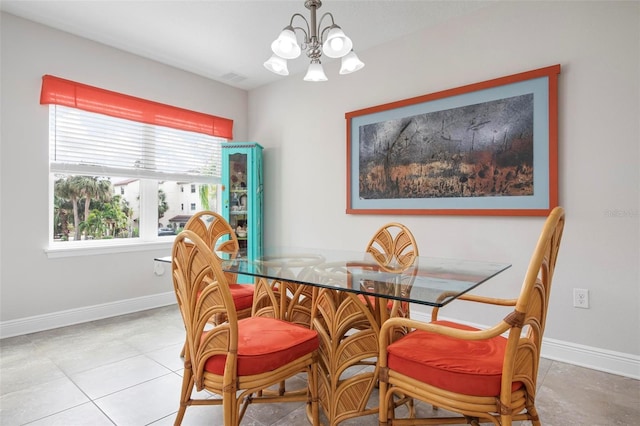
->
[[378, 379, 390, 425], [528, 404, 541, 426], [238, 394, 252, 424], [223, 384, 238, 425], [174, 364, 194, 425], [309, 362, 320, 425]]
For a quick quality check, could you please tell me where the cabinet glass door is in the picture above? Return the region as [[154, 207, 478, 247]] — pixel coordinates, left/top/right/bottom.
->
[[222, 141, 263, 275], [227, 152, 249, 257]]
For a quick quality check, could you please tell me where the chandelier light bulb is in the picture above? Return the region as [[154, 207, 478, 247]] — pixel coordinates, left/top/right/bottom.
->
[[271, 27, 301, 59], [322, 26, 352, 58], [329, 37, 343, 52], [278, 40, 294, 54]]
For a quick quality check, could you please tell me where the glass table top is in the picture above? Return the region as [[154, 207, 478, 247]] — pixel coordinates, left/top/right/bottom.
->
[[217, 247, 511, 308]]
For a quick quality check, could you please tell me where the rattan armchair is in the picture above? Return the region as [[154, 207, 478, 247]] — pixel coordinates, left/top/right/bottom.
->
[[172, 230, 320, 425], [184, 211, 254, 324], [378, 206, 565, 426]]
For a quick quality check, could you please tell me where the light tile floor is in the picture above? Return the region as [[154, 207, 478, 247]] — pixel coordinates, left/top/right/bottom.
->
[[1, 305, 638, 425]]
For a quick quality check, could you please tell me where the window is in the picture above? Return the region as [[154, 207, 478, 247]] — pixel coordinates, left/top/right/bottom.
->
[[42, 75, 232, 248], [191, 184, 196, 193]]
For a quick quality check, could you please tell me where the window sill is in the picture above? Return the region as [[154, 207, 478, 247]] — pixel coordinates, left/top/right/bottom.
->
[[45, 238, 174, 258]]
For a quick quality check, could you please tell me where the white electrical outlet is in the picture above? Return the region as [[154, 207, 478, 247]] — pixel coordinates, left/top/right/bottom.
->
[[154, 261, 165, 276], [573, 288, 589, 308]]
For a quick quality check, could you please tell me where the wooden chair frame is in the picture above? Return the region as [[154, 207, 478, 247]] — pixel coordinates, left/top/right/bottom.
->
[[184, 211, 253, 324], [172, 231, 319, 425], [361, 222, 420, 329], [366, 222, 419, 273], [378, 207, 565, 426]]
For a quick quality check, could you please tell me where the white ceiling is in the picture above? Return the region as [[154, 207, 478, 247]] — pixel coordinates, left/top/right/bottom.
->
[[1, 0, 494, 90]]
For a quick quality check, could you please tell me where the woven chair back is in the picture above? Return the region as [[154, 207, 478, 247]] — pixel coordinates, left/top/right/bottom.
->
[[503, 206, 565, 399], [184, 211, 239, 283], [366, 222, 419, 272]]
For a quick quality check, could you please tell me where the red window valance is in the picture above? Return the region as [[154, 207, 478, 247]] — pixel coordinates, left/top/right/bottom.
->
[[40, 74, 233, 139]]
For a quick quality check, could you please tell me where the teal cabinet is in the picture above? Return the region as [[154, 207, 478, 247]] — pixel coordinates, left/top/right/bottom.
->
[[221, 142, 263, 272]]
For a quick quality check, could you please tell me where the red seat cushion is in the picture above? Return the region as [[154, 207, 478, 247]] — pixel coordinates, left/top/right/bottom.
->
[[358, 293, 371, 306], [204, 317, 318, 376], [357, 294, 407, 313], [229, 284, 254, 310], [387, 320, 522, 396], [196, 284, 254, 310]]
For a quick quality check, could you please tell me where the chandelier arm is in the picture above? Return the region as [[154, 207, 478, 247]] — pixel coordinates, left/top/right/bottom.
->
[[291, 25, 310, 43], [289, 13, 310, 40], [317, 12, 336, 42]]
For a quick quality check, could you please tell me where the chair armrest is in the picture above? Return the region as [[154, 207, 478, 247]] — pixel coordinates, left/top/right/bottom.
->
[[431, 292, 517, 321], [456, 294, 517, 306], [379, 316, 511, 353]]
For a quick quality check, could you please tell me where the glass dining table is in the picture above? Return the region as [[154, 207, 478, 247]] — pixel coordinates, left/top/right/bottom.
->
[[221, 247, 510, 307], [156, 247, 510, 425]]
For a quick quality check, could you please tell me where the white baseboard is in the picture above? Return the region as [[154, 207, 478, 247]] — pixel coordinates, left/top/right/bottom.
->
[[2, 298, 638, 380], [411, 311, 640, 380], [0, 292, 177, 339], [541, 337, 640, 380]]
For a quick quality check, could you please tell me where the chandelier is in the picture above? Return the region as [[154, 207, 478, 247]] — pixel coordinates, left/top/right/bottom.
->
[[263, 0, 365, 81]]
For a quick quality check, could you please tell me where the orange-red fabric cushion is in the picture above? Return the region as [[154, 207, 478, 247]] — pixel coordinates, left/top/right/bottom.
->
[[229, 284, 254, 310], [196, 284, 253, 310], [358, 293, 372, 306], [387, 320, 522, 396], [357, 294, 407, 313], [204, 317, 318, 376]]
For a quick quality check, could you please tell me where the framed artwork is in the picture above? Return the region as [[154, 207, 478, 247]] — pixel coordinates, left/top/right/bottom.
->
[[345, 64, 560, 216]]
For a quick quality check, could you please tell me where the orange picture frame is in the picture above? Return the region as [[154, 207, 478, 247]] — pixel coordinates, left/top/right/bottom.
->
[[345, 64, 560, 216]]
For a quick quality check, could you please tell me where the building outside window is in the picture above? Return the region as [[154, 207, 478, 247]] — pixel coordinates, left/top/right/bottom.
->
[[42, 75, 232, 247]]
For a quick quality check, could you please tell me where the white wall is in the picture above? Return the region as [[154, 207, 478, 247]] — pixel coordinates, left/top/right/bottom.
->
[[249, 1, 640, 370], [0, 13, 248, 321]]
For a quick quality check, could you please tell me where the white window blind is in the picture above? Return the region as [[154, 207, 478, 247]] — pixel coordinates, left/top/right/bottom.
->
[[49, 105, 223, 183]]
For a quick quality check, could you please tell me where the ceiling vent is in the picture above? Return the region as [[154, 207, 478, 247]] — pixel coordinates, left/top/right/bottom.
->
[[220, 72, 247, 83]]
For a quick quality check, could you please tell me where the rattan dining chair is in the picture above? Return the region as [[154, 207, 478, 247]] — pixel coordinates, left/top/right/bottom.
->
[[184, 211, 254, 325], [360, 222, 420, 325], [378, 206, 565, 426], [172, 230, 320, 426], [366, 222, 419, 273]]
